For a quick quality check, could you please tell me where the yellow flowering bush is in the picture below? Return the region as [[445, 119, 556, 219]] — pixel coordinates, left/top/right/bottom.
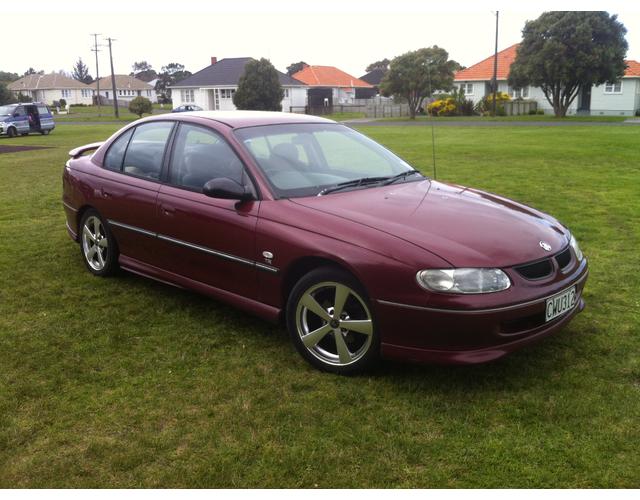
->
[[427, 97, 457, 116]]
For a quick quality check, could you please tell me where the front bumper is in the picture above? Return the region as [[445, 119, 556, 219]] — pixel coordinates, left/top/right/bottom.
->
[[377, 267, 588, 364]]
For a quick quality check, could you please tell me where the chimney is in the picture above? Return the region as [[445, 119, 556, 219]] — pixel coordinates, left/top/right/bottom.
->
[[211, 57, 217, 65]]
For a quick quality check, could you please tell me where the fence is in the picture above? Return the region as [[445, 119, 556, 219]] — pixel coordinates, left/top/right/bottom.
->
[[503, 100, 537, 116], [291, 102, 411, 118]]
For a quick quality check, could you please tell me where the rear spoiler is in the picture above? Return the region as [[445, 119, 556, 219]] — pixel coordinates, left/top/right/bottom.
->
[[68, 142, 104, 159]]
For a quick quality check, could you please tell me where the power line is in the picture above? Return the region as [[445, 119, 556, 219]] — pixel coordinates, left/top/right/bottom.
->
[[90, 33, 102, 116]]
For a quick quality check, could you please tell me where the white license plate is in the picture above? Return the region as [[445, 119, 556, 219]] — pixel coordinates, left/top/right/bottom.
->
[[545, 286, 577, 322]]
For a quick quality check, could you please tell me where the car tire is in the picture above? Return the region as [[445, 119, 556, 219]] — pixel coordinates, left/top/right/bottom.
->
[[41, 130, 50, 135], [21, 133, 28, 136], [7, 127, 17, 138], [286, 267, 380, 374], [79, 209, 119, 277]]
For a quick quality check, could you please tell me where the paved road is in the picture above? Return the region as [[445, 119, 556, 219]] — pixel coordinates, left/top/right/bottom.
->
[[345, 118, 640, 127]]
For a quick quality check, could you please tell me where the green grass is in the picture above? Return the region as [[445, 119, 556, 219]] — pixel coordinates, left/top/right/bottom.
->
[[0, 123, 639, 487], [316, 111, 367, 121], [379, 114, 629, 122], [55, 104, 171, 122]]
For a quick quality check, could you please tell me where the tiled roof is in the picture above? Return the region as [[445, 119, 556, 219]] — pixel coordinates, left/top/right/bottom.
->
[[8, 73, 91, 90], [90, 75, 153, 90], [171, 58, 304, 88], [624, 60, 640, 77], [292, 65, 372, 88], [455, 44, 519, 81], [359, 68, 386, 86], [456, 44, 640, 81]]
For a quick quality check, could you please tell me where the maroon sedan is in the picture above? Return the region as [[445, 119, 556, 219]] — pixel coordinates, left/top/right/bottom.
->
[[62, 111, 588, 374]]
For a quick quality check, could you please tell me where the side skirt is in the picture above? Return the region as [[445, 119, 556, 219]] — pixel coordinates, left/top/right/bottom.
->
[[118, 254, 282, 324]]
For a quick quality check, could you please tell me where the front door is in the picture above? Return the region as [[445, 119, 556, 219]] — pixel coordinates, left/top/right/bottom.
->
[[155, 122, 260, 299], [578, 85, 591, 113]]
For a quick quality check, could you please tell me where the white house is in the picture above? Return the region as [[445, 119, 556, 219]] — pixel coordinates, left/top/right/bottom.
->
[[170, 57, 307, 112], [8, 73, 94, 105], [455, 44, 640, 116], [90, 75, 157, 103], [291, 65, 374, 106]]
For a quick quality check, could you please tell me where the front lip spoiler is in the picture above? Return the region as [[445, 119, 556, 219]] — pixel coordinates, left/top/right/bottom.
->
[[377, 268, 589, 315]]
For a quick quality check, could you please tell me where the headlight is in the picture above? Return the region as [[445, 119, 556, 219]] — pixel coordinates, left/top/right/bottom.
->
[[416, 268, 511, 294], [569, 234, 584, 261]]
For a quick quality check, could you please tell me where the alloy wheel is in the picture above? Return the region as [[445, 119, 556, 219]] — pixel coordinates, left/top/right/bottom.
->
[[82, 215, 109, 271]]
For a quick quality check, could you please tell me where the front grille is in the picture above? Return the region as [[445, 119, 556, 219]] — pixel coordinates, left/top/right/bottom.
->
[[555, 247, 571, 269], [514, 259, 553, 280]]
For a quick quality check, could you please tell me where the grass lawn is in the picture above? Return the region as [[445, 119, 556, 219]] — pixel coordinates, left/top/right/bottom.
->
[[54, 104, 171, 122], [0, 123, 639, 487], [315, 111, 367, 121], [378, 114, 629, 122]]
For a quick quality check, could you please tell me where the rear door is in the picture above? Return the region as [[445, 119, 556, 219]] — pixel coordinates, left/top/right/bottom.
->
[[94, 121, 175, 267], [12, 106, 29, 133], [155, 122, 260, 299]]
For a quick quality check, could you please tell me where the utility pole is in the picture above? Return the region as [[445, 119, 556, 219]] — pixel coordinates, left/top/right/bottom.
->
[[105, 37, 119, 118], [91, 33, 101, 116], [491, 11, 499, 117]]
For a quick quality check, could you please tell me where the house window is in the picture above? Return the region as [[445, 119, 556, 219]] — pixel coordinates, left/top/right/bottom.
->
[[220, 89, 236, 99], [181, 89, 195, 103], [604, 81, 622, 93], [283, 88, 290, 98], [460, 83, 473, 95], [508, 86, 529, 99], [61, 89, 71, 98]]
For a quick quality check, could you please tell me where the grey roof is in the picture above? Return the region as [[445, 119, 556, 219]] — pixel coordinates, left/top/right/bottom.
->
[[171, 58, 305, 88], [359, 68, 386, 86]]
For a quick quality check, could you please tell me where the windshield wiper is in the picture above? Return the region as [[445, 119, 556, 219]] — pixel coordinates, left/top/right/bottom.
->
[[317, 176, 390, 196], [380, 170, 423, 186]]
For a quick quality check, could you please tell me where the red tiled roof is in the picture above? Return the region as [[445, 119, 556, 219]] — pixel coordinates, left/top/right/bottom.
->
[[625, 60, 640, 77], [456, 44, 640, 81], [455, 44, 519, 81], [292, 65, 372, 88]]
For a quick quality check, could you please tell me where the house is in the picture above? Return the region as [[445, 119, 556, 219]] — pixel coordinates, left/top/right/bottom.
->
[[90, 75, 157, 103], [291, 65, 373, 106], [454, 43, 640, 116], [358, 68, 387, 99], [170, 57, 307, 112], [8, 73, 93, 105]]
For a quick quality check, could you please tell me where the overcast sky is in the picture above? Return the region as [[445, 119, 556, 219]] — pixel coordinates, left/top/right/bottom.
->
[[5, 1, 640, 79]]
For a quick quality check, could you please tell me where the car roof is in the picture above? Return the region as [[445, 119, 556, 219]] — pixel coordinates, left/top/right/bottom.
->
[[176, 110, 335, 128]]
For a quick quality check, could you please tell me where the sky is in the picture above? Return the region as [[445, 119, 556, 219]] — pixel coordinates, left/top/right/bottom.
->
[[4, 1, 640, 79]]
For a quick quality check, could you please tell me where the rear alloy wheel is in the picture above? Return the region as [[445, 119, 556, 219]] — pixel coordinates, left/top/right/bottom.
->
[[79, 210, 118, 276], [287, 267, 379, 374], [7, 127, 17, 138]]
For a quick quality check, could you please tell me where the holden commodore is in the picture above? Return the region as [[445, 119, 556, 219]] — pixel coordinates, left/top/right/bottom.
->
[[62, 111, 588, 374]]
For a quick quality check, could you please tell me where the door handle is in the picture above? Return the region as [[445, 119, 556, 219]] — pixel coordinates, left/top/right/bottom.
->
[[161, 205, 175, 216], [100, 188, 111, 198]]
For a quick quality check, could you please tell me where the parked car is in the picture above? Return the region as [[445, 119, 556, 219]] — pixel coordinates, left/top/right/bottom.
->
[[171, 104, 203, 113], [62, 111, 588, 374], [0, 102, 55, 137]]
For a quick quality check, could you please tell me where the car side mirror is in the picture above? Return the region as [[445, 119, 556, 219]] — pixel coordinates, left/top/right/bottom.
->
[[203, 178, 254, 202]]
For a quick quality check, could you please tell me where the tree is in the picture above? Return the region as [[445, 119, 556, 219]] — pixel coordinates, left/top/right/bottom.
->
[[366, 58, 390, 73], [508, 11, 628, 118], [286, 61, 308, 76], [0, 71, 20, 85], [72, 58, 93, 84], [23, 68, 44, 76], [0, 82, 17, 105], [379, 46, 458, 119], [155, 62, 191, 100], [128, 96, 153, 118], [233, 58, 284, 111], [131, 61, 157, 82]]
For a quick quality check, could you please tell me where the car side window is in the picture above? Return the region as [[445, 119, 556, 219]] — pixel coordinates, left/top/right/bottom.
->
[[169, 123, 247, 191], [104, 128, 134, 171], [14, 106, 25, 117], [122, 122, 174, 179]]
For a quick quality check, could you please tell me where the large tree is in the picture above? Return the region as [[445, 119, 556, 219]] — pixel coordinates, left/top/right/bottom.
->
[[23, 68, 44, 76], [72, 57, 93, 84], [155, 62, 192, 100], [131, 61, 157, 82], [233, 58, 284, 111], [286, 61, 308, 76], [0, 71, 20, 85], [379, 46, 458, 119], [508, 11, 628, 117], [366, 58, 390, 73], [0, 82, 17, 105]]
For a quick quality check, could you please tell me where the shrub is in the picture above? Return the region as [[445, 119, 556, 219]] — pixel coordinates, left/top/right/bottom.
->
[[52, 100, 60, 108], [128, 96, 153, 118], [70, 103, 88, 107], [536, 109, 545, 115], [635, 109, 640, 117], [59, 98, 67, 108], [474, 91, 510, 116], [528, 109, 537, 115], [17, 92, 32, 103], [427, 97, 457, 116]]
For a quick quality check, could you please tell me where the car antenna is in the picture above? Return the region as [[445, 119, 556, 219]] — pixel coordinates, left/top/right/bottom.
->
[[426, 59, 437, 180]]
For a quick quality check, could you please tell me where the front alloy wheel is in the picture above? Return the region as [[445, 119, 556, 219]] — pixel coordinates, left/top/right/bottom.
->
[[287, 268, 379, 374], [79, 210, 118, 276]]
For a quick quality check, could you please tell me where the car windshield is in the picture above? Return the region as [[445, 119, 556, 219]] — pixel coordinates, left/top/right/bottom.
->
[[234, 123, 419, 198], [0, 105, 16, 116]]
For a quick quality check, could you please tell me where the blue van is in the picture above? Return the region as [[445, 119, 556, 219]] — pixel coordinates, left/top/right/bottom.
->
[[0, 102, 55, 137]]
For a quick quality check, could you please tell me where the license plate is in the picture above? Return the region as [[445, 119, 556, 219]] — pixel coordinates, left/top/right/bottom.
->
[[545, 286, 577, 322]]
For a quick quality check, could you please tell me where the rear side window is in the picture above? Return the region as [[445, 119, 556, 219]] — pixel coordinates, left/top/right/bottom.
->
[[122, 122, 174, 179], [37, 105, 49, 115], [104, 128, 134, 171]]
